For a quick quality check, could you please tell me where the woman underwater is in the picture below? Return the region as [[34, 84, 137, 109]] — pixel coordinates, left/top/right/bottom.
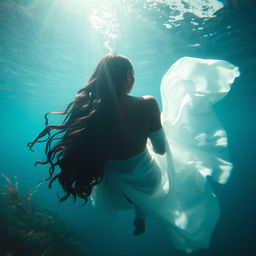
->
[[28, 53, 240, 253]]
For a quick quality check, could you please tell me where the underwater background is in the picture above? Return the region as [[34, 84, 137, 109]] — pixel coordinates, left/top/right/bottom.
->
[[0, 0, 255, 255]]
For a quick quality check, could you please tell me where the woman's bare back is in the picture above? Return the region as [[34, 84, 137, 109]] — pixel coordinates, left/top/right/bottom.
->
[[106, 95, 162, 160]]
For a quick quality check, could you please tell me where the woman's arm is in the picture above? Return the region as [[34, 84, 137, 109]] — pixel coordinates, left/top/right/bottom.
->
[[143, 95, 162, 132], [144, 96, 166, 155]]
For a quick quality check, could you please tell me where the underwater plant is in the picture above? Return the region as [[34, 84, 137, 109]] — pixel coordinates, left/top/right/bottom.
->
[[0, 174, 90, 256]]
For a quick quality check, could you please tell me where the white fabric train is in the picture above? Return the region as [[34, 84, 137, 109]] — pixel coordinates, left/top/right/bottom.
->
[[90, 57, 240, 253]]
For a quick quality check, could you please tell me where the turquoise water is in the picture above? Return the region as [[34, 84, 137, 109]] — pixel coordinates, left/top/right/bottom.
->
[[0, 0, 255, 255]]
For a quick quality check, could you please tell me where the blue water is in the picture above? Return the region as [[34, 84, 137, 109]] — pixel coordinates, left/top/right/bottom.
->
[[0, 0, 256, 255]]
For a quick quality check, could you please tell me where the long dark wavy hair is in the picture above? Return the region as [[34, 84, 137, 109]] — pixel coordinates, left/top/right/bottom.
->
[[28, 53, 134, 205]]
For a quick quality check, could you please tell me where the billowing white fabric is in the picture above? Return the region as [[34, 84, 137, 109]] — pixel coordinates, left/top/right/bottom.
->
[[90, 57, 240, 253]]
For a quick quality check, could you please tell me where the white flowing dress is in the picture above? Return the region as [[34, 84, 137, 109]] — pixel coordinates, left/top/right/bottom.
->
[[90, 57, 240, 253]]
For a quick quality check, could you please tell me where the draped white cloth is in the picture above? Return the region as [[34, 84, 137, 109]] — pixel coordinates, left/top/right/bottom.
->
[[90, 57, 240, 253]]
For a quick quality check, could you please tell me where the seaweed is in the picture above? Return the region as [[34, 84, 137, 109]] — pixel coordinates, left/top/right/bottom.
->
[[0, 174, 90, 256]]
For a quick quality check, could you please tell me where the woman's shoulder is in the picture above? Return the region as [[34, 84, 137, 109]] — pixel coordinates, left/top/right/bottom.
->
[[142, 95, 159, 110], [125, 95, 159, 114], [142, 95, 157, 103], [128, 95, 156, 103], [127, 95, 158, 110], [142, 95, 155, 100]]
